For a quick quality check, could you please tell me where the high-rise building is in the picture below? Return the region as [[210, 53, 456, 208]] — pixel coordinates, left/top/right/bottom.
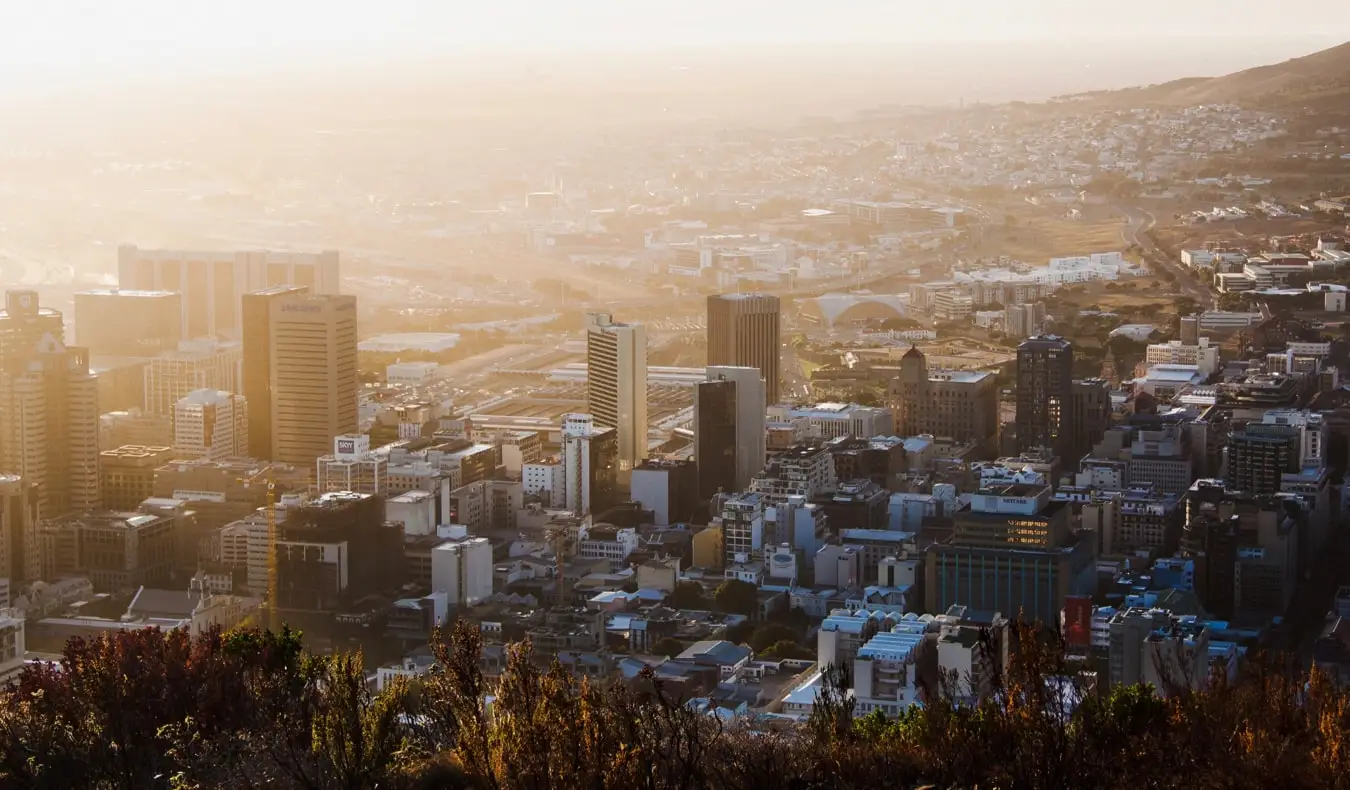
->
[[73, 289, 183, 357], [275, 491, 402, 612], [240, 286, 308, 460], [116, 246, 339, 339], [1227, 423, 1300, 495], [0, 290, 64, 366], [173, 389, 248, 461], [267, 293, 358, 466], [0, 335, 100, 516], [561, 414, 618, 516], [1016, 335, 1075, 460], [1066, 378, 1112, 466], [889, 347, 998, 454], [100, 445, 176, 511], [144, 339, 242, 416], [0, 475, 39, 585], [696, 366, 767, 501], [706, 293, 781, 405], [584, 313, 647, 472]]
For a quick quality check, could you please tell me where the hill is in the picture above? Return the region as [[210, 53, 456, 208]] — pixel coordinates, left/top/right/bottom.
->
[[1063, 40, 1350, 110]]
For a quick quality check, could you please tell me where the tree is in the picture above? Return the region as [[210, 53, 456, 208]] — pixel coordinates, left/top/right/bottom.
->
[[668, 581, 708, 610], [749, 624, 800, 654], [713, 580, 759, 617], [649, 637, 687, 658], [759, 640, 815, 661], [723, 620, 756, 646]]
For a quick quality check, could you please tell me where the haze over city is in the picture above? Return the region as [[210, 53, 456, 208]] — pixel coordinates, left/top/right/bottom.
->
[[5, 4, 1350, 787]]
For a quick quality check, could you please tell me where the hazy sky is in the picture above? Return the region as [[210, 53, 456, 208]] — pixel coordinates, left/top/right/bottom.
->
[[4, 1, 1346, 76]]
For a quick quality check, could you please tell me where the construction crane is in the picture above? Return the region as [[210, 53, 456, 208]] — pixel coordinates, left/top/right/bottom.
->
[[237, 474, 280, 631]]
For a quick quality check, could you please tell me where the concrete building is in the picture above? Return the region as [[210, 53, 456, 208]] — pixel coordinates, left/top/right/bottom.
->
[[585, 313, 647, 473], [0, 290, 63, 367], [522, 460, 566, 507], [630, 458, 699, 526], [562, 414, 618, 516], [0, 475, 39, 585], [144, 339, 242, 416], [1108, 607, 1209, 696], [1016, 335, 1075, 460], [749, 442, 838, 507], [1227, 423, 1301, 496], [0, 331, 101, 516], [767, 402, 894, 441], [173, 389, 248, 461], [39, 511, 176, 592], [0, 609, 24, 684], [696, 366, 767, 501], [431, 532, 493, 607], [152, 458, 308, 534], [1145, 339, 1220, 377], [718, 492, 765, 567], [117, 245, 339, 339], [707, 293, 782, 405], [74, 289, 183, 357], [267, 293, 358, 466], [239, 285, 309, 460], [99, 445, 175, 512], [316, 434, 387, 495], [889, 348, 998, 454], [1066, 378, 1112, 466]]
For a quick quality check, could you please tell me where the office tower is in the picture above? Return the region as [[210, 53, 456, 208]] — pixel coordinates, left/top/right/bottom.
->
[[695, 366, 767, 501], [99, 445, 175, 511], [561, 414, 618, 516], [0, 290, 64, 365], [584, 313, 647, 472], [173, 389, 248, 461], [1016, 335, 1075, 459], [1066, 378, 1112, 466], [316, 435, 388, 494], [99, 408, 173, 450], [1227, 423, 1300, 495], [630, 458, 699, 526], [117, 245, 339, 339], [267, 293, 358, 466], [707, 293, 781, 405], [73, 289, 183, 357], [144, 339, 242, 415], [275, 491, 402, 611], [0, 475, 39, 585], [39, 511, 176, 592], [889, 347, 998, 452], [241, 286, 308, 460], [0, 336, 100, 516]]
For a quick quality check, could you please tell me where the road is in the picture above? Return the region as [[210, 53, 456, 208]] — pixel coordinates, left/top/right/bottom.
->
[[1118, 204, 1216, 310]]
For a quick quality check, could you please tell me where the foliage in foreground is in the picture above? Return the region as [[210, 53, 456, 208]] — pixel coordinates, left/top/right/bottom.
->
[[1, 621, 1350, 789]]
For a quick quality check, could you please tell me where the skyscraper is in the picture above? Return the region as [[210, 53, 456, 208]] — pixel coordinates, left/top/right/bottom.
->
[[562, 414, 618, 516], [241, 286, 309, 459], [0, 336, 100, 516], [1067, 378, 1113, 466], [267, 293, 358, 466], [117, 246, 339, 339], [707, 293, 781, 405], [143, 339, 242, 415], [696, 366, 767, 501], [585, 313, 647, 473], [889, 347, 998, 454], [1016, 336, 1075, 459]]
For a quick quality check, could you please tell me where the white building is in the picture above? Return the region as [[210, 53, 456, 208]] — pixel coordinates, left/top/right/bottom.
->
[[563, 414, 612, 515], [316, 435, 388, 495], [766, 403, 894, 441], [173, 389, 248, 461], [431, 531, 493, 607], [577, 525, 640, 572], [585, 313, 648, 473], [386, 361, 442, 386], [523, 460, 566, 507], [1145, 339, 1219, 376], [1261, 410, 1327, 468]]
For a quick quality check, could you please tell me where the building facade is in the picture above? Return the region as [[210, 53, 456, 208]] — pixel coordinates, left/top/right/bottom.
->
[[585, 313, 648, 473], [173, 389, 248, 461], [706, 293, 781, 406], [267, 293, 358, 466]]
